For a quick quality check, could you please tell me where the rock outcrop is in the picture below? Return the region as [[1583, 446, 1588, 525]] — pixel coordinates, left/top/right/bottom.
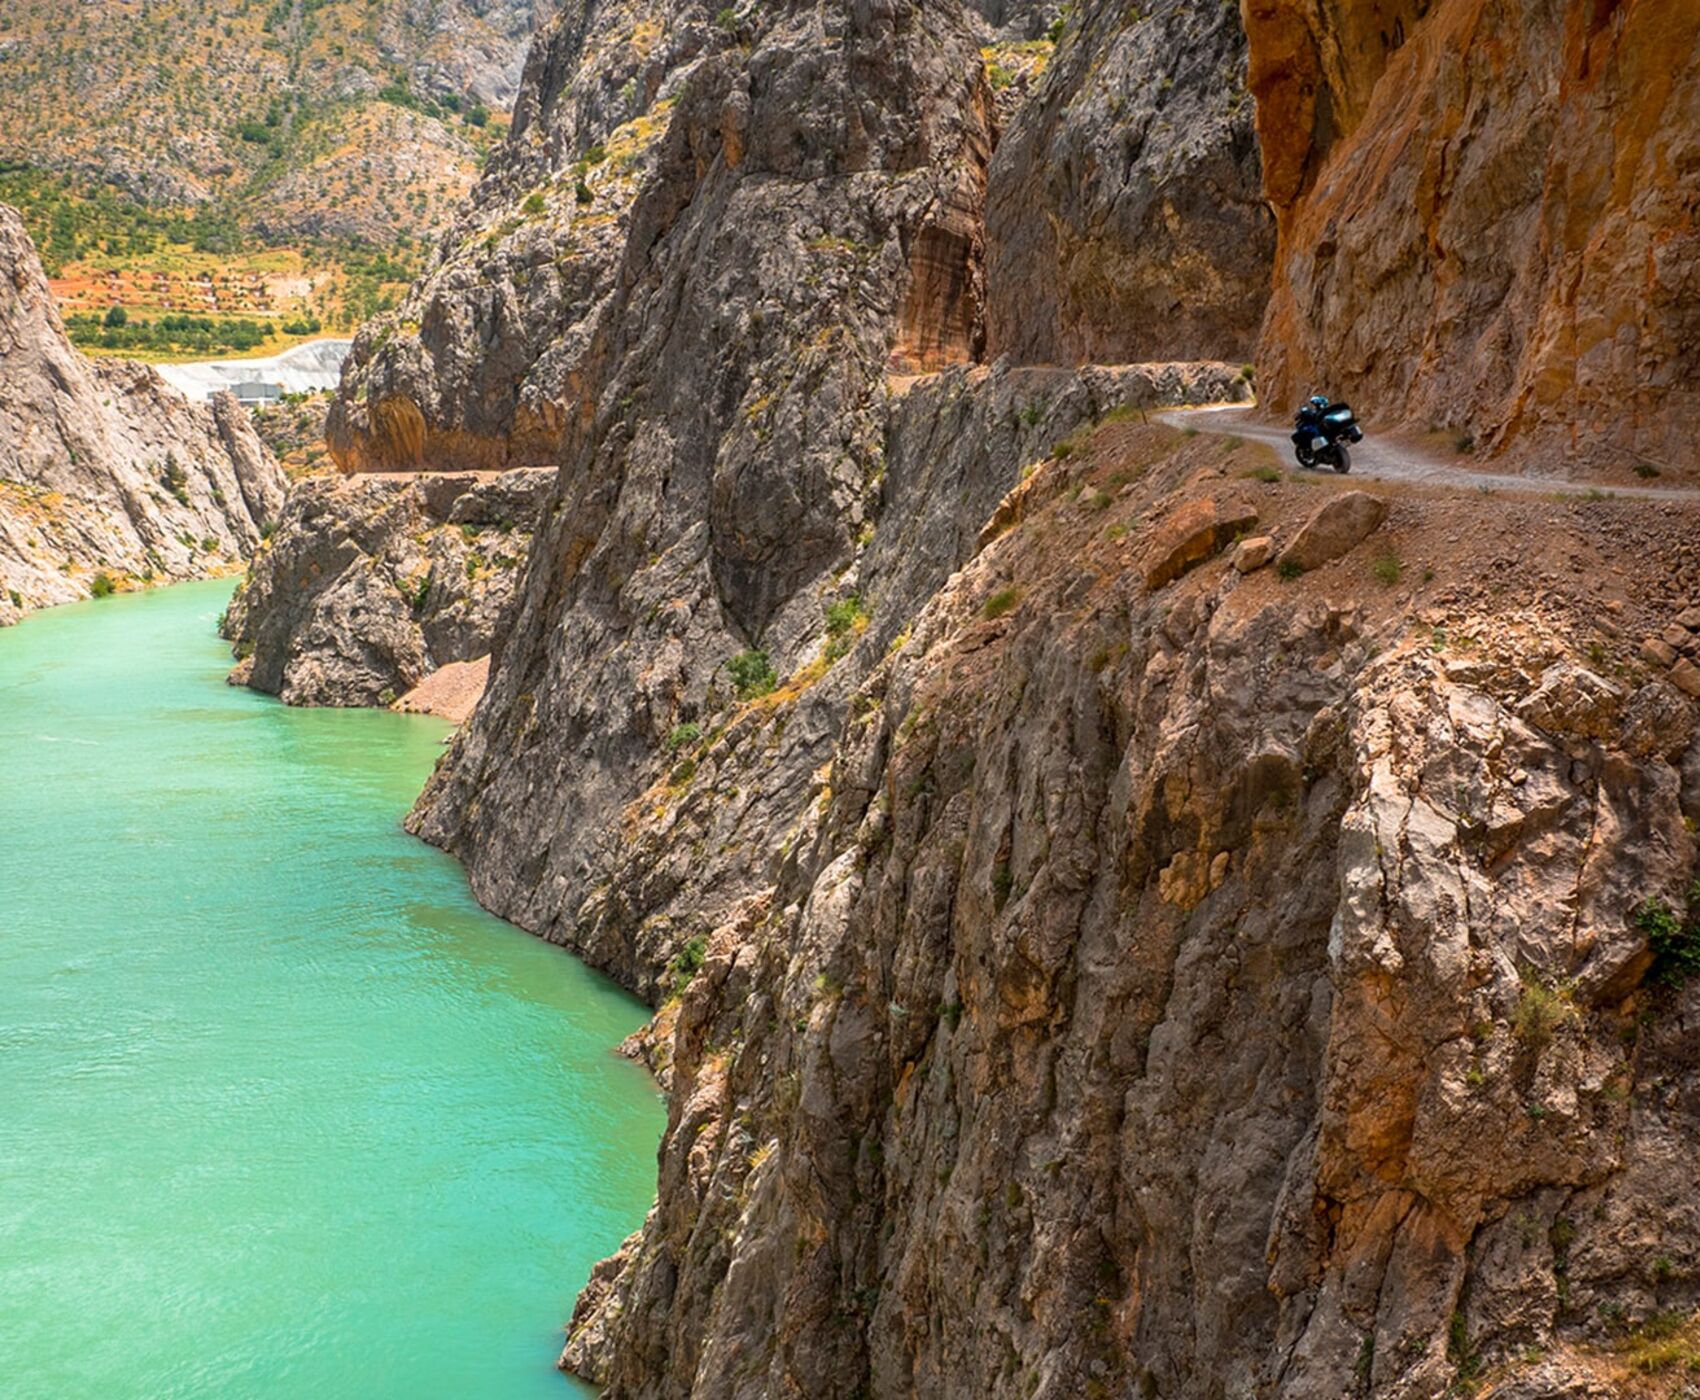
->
[[326, 0, 708, 472], [0, 204, 285, 625], [555, 419, 1700, 1399], [221, 467, 551, 707], [984, 0, 1273, 366], [1245, 0, 1700, 473]]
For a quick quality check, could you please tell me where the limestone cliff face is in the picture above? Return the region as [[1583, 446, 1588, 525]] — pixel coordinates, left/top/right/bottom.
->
[[403, 0, 1010, 948], [564, 422, 1700, 1399], [325, 0, 709, 472], [984, 0, 1273, 366], [0, 205, 285, 626], [1245, 0, 1700, 472], [221, 468, 550, 706]]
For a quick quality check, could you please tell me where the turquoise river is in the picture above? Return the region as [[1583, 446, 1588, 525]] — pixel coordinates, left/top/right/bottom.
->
[[0, 580, 663, 1397]]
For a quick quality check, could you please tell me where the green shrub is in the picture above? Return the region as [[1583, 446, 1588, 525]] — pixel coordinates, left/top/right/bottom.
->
[[89, 571, 116, 598], [1639, 887, 1700, 987], [1634, 462, 1661, 479], [668, 935, 708, 994], [1371, 553, 1403, 586], [1277, 559, 1304, 581], [522, 191, 545, 215], [667, 722, 702, 751], [1246, 465, 1281, 483], [715, 5, 737, 29], [824, 593, 866, 637], [983, 587, 1020, 620], [727, 648, 777, 700], [574, 179, 594, 205], [1513, 971, 1577, 1047], [103, 303, 127, 328]]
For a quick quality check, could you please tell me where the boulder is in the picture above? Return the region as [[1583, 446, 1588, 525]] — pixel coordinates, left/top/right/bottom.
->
[[1516, 662, 1626, 741], [1143, 497, 1260, 590], [1232, 535, 1275, 573], [1276, 491, 1388, 572], [1620, 680, 1698, 760], [1642, 637, 1680, 668], [1672, 657, 1700, 700]]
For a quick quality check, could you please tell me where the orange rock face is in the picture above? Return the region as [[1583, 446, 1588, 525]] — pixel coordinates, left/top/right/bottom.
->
[[1246, 0, 1700, 474]]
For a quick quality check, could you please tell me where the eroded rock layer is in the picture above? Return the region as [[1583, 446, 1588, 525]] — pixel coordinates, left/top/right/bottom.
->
[[0, 204, 285, 625], [1246, 0, 1700, 472]]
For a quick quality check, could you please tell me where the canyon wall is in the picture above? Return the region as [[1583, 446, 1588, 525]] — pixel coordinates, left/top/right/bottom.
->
[[566, 421, 1700, 1399], [984, 0, 1273, 366], [254, 0, 1700, 1393], [1246, 0, 1700, 471], [0, 205, 285, 626]]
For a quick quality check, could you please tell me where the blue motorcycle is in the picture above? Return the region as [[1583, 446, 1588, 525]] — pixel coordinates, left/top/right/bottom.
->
[[1292, 395, 1363, 473]]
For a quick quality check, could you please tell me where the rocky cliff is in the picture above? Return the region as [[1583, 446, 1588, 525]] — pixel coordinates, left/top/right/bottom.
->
[[559, 414, 1700, 1398], [249, 0, 1700, 1392], [221, 467, 551, 707], [983, 0, 1272, 366], [1245, 0, 1700, 473], [0, 205, 285, 626]]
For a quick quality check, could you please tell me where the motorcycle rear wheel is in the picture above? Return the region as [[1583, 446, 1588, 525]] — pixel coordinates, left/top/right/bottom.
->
[[1332, 443, 1352, 474]]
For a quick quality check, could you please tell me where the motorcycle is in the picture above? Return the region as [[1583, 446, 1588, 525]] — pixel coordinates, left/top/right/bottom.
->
[[1292, 399, 1363, 473]]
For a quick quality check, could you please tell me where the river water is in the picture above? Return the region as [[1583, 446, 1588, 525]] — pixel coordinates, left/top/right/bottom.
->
[[0, 580, 661, 1397]]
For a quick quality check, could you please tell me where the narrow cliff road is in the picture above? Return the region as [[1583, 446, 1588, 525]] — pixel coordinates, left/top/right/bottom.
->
[[1157, 403, 1699, 503]]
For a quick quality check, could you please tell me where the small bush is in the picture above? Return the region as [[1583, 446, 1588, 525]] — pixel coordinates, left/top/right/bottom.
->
[[574, 179, 594, 205], [1371, 553, 1403, 586], [1639, 887, 1700, 988], [667, 722, 702, 751], [727, 648, 777, 700], [1246, 465, 1281, 483], [1513, 971, 1577, 1048], [1277, 559, 1304, 581], [89, 572, 117, 598], [104, 304, 127, 328], [1634, 462, 1661, 479], [824, 593, 866, 637], [522, 191, 545, 215], [668, 757, 697, 787], [667, 935, 708, 994], [983, 587, 1020, 620], [1453, 431, 1476, 454], [715, 5, 737, 29]]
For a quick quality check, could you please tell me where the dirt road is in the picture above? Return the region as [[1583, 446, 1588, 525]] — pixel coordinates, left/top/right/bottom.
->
[[1156, 404, 1697, 503]]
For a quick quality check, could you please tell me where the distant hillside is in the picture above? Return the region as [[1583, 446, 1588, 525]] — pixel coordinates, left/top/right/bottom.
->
[[0, 0, 546, 245]]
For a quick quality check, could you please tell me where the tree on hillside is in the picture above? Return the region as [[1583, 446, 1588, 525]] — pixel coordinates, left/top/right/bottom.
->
[[104, 304, 127, 328]]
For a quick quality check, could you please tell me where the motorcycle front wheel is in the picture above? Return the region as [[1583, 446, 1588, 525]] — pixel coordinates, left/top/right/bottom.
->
[[1331, 443, 1352, 474], [1295, 442, 1317, 469]]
